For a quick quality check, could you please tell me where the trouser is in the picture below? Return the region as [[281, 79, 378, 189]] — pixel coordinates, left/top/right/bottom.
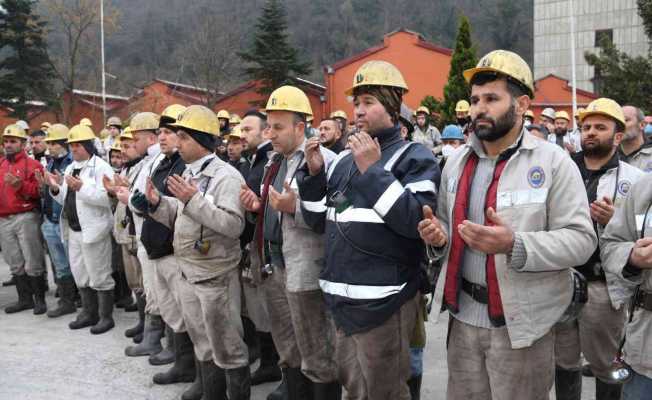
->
[[242, 279, 271, 333], [0, 211, 46, 277], [263, 266, 337, 383], [335, 293, 418, 400], [68, 230, 114, 291], [137, 245, 158, 314], [152, 254, 186, 333], [41, 219, 71, 279], [177, 268, 248, 369], [446, 318, 554, 400], [623, 369, 652, 400], [555, 281, 627, 382], [121, 243, 142, 290]]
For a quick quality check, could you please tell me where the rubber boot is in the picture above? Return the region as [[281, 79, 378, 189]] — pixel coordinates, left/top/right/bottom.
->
[[313, 381, 342, 400], [47, 276, 77, 318], [407, 375, 422, 400], [243, 316, 260, 364], [149, 324, 175, 365], [153, 331, 195, 384], [181, 357, 203, 400], [286, 367, 313, 400], [226, 366, 251, 400], [4, 274, 34, 314], [113, 270, 134, 309], [29, 274, 48, 315], [125, 314, 164, 356], [251, 331, 282, 385], [267, 376, 287, 400], [582, 363, 594, 377], [200, 360, 228, 400], [124, 292, 145, 338], [555, 366, 582, 400], [2, 274, 16, 287], [133, 332, 143, 343], [90, 290, 115, 334], [69, 288, 99, 329], [595, 378, 622, 400]]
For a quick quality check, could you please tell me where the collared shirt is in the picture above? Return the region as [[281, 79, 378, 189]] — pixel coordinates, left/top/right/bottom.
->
[[187, 153, 215, 177]]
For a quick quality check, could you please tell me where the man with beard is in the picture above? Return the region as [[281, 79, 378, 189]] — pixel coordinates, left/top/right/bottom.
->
[[413, 106, 442, 155], [318, 118, 345, 154], [555, 98, 644, 400], [417, 50, 597, 399], [540, 107, 556, 133], [620, 105, 652, 173], [455, 100, 471, 131], [548, 110, 581, 153]]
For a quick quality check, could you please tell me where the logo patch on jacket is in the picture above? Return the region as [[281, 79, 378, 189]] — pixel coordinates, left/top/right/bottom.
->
[[527, 166, 545, 188], [617, 180, 632, 196]]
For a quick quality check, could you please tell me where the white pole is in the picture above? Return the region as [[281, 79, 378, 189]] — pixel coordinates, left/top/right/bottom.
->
[[100, 0, 106, 126], [569, 0, 578, 130]]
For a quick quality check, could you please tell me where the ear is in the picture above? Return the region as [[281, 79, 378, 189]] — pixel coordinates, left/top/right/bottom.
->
[[515, 95, 531, 118], [614, 130, 624, 146]]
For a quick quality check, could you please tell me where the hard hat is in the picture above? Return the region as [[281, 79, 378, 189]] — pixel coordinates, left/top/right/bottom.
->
[[330, 110, 348, 120], [3, 124, 27, 140], [541, 107, 556, 120], [160, 104, 186, 127], [67, 124, 96, 143], [224, 125, 242, 141], [120, 126, 134, 140], [524, 110, 535, 119], [130, 112, 160, 132], [110, 137, 122, 152], [80, 117, 93, 127], [265, 86, 313, 116], [44, 124, 70, 142], [345, 60, 409, 96], [416, 106, 430, 115], [171, 105, 220, 136], [463, 50, 534, 98], [455, 100, 470, 113], [15, 120, 29, 131], [554, 111, 570, 122], [106, 116, 122, 128], [441, 125, 465, 141], [41, 122, 51, 131], [229, 114, 241, 125], [579, 98, 625, 127], [574, 107, 585, 118], [217, 109, 230, 120]]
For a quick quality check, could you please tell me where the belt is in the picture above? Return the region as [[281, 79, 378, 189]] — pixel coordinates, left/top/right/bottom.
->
[[462, 278, 488, 304], [635, 290, 652, 312]]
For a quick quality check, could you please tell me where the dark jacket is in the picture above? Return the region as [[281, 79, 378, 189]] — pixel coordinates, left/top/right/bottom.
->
[[43, 152, 73, 223], [241, 141, 273, 245]]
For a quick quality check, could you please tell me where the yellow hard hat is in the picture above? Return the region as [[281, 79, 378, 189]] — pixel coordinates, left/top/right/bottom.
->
[[171, 105, 220, 136], [41, 122, 51, 131], [416, 106, 429, 115], [345, 60, 409, 96], [464, 50, 534, 98], [455, 100, 470, 112], [579, 98, 625, 127], [106, 116, 122, 128], [130, 112, 160, 132], [80, 117, 93, 127], [265, 85, 313, 117], [160, 104, 186, 127], [3, 124, 27, 140], [217, 109, 230, 120], [110, 137, 122, 152], [554, 111, 570, 122], [67, 124, 96, 143], [574, 107, 585, 118], [524, 110, 535, 119], [44, 124, 70, 142], [229, 114, 241, 125], [120, 126, 134, 140], [224, 125, 242, 141], [330, 110, 348, 120]]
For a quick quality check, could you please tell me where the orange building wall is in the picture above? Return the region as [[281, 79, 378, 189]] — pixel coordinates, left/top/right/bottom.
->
[[531, 74, 598, 124], [127, 81, 201, 116]]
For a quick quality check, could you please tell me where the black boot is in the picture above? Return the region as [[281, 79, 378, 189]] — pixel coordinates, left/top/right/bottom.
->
[[125, 314, 164, 356], [582, 363, 594, 377], [181, 357, 203, 400], [286, 367, 313, 400], [113, 271, 134, 310], [90, 290, 115, 334], [69, 288, 99, 329], [149, 324, 175, 365], [153, 331, 195, 384], [407, 375, 422, 400], [124, 292, 145, 338], [4, 274, 34, 314], [226, 366, 251, 400], [29, 274, 48, 315], [555, 366, 582, 400], [200, 360, 228, 400], [595, 378, 622, 400], [251, 331, 282, 385], [243, 316, 260, 364], [133, 332, 143, 343], [47, 275, 77, 318], [2, 274, 16, 287]]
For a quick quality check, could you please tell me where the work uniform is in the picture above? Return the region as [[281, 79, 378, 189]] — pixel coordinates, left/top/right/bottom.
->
[[547, 129, 582, 152], [620, 141, 652, 173], [430, 128, 597, 399], [412, 124, 442, 155]]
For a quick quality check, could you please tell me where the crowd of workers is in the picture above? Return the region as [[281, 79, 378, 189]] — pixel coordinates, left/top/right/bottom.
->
[[1, 49, 652, 400]]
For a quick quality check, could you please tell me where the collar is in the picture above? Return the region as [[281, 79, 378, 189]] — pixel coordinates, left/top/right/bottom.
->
[[71, 155, 94, 169], [7, 150, 27, 163], [146, 143, 161, 159], [468, 126, 526, 159], [187, 153, 215, 176], [574, 150, 619, 174], [373, 125, 401, 147], [257, 140, 271, 151]]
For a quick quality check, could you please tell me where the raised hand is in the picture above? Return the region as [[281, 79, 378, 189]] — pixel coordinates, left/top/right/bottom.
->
[[418, 205, 447, 247], [240, 184, 261, 212], [304, 137, 324, 176], [458, 207, 514, 255], [269, 181, 297, 214], [167, 175, 198, 203], [145, 178, 160, 206], [348, 131, 381, 174]]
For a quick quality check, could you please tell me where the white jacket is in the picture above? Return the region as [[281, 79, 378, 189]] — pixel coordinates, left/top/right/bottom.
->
[[128, 143, 162, 238]]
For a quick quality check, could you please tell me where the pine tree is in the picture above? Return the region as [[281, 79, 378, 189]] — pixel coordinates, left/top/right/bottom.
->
[[440, 15, 477, 126], [238, 0, 311, 97], [0, 0, 55, 120]]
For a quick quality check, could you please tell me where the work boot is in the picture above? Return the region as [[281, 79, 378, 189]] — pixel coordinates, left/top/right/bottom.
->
[[149, 324, 175, 365], [29, 274, 48, 315], [286, 367, 313, 400], [555, 366, 582, 400], [153, 331, 195, 384], [124, 292, 145, 338], [407, 375, 422, 400], [90, 290, 115, 334], [200, 360, 228, 400], [595, 378, 622, 400], [112, 270, 134, 310], [181, 357, 203, 400], [4, 274, 34, 314], [251, 331, 282, 385], [267, 377, 287, 400], [47, 275, 77, 318], [226, 366, 251, 400], [2, 274, 16, 287], [582, 363, 594, 377], [133, 332, 143, 343], [125, 314, 164, 356], [69, 288, 99, 329]]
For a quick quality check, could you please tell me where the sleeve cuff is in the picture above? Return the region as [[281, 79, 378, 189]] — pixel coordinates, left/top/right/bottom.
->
[[509, 233, 528, 270]]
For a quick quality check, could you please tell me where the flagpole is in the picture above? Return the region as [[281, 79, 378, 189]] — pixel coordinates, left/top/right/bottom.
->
[[569, 0, 577, 130], [100, 0, 106, 126]]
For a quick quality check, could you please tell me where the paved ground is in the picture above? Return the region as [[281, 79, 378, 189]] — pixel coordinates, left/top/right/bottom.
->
[[0, 254, 596, 399]]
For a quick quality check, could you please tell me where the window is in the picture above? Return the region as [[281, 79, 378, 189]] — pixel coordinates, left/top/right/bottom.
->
[[595, 29, 613, 47]]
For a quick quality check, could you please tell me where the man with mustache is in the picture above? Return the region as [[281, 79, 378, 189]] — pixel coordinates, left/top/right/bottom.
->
[[620, 105, 652, 173]]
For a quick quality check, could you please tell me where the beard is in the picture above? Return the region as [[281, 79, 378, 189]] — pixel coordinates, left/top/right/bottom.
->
[[623, 127, 640, 141], [471, 103, 518, 142], [554, 127, 567, 136], [582, 135, 615, 159], [457, 117, 469, 126]]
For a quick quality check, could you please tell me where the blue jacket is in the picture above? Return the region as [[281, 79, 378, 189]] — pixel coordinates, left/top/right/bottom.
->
[[43, 152, 73, 223], [297, 126, 440, 334]]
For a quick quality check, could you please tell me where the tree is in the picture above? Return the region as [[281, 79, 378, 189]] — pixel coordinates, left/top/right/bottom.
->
[[420, 95, 444, 129], [238, 0, 311, 98], [638, 0, 652, 46], [0, 0, 55, 120], [439, 15, 477, 126]]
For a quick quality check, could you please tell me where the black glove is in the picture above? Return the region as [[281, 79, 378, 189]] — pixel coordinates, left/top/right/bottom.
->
[[130, 189, 149, 214]]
